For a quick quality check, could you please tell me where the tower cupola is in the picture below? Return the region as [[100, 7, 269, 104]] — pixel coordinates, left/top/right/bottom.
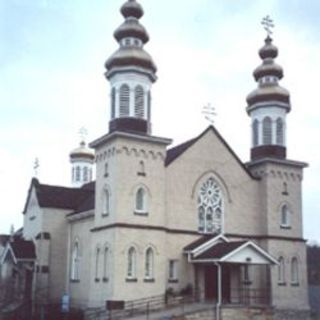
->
[[70, 140, 95, 188], [247, 20, 291, 161], [105, 0, 157, 135]]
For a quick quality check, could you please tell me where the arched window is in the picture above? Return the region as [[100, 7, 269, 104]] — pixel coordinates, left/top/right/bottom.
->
[[253, 119, 259, 147], [75, 166, 80, 182], [103, 247, 109, 281], [134, 85, 144, 118], [291, 257, 299, 284], [104, 163, 108, 177], [119, 84, 130, 117], [95, 247, 100, 280], [102, 188, 110, 216], [127, 247, 136, 278], [135, 187, 147, 213], [111, 87, 116, 119], [72, 167, 75, 182], [280, 205, 290, 228], [276, 118, 284, 145], [197, 177, 224, 234], [278, 256, 285, 284], [89, 168, 92, 181], [263, 117, 272, 145], [138, 161, 145, 175], [83, 167, 88, 182], [71, 242, 80, 280], [145, 248, 154, 279]]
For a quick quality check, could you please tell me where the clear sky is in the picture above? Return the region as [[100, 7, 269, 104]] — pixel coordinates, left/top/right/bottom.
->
[[0, 0, 319, 242]]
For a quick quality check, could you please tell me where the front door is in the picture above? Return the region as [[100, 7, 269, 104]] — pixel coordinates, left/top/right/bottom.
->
[[204, 265, 217, 300], [204, 264, 231, 302]]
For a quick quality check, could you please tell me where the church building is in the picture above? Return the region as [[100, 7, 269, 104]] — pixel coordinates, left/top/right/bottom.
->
[[0, 0, 310, 318]]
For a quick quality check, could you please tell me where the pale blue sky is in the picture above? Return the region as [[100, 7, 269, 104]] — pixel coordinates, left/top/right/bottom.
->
[[1, 0, 320, 242]]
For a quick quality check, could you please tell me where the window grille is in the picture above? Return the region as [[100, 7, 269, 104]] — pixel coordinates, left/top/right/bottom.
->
[[119, 84, 130, 117], [134, 85, 144, 118], [263, 117, 272, 144]]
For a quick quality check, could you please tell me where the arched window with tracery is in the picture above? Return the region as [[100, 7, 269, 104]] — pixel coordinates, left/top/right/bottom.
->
[[278, 256, 285, 284], [276, 118, 284, 145], [197, 177, 224, 234], [119, 84, 130, 117], [145, 247, 154, 279], [291, 257, 299, 284], [253, 119, 259, 147], [263, 117, 272, 144], [127, 247, 136, 278], [135, 187, 147, 213], [71, 241, 80, 281], [134, 85, 144, 118]]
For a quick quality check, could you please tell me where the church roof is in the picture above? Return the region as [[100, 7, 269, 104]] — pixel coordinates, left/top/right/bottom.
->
[[23, 178, 95, 214], [165, 126, 258, 180], [194, 241, 247, 260], [10, 239, 36, 260]]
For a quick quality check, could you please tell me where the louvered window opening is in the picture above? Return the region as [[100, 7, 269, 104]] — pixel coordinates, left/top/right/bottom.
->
[[119, 84, 130, 117], [276, 118, 284, 145], [263, 117, 272, 145], [134, 86, 144, 118]]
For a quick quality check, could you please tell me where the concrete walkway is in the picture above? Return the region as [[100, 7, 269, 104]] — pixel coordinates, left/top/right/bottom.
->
[[123, 301, 215, 320]]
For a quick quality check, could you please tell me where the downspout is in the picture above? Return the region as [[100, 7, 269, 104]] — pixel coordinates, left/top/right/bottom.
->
[[214, 262, 221, 320]]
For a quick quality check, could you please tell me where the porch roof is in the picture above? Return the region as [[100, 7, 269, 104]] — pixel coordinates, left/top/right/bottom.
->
[[185, 235, 278, 265]]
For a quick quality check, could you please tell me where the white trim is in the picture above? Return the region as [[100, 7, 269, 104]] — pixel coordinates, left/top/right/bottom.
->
[[186, 234, 229, 256], [220, 241, 278, 265]]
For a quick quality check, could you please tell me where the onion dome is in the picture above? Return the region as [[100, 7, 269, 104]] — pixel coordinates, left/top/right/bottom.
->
[[69, 141, 95, 161], [121, 0, 144, 19], [246, 36, 290, 113], [105, 0, 157, 82]]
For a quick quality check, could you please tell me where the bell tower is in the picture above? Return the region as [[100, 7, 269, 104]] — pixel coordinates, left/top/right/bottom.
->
[[105, 0, 157, 135], [246, 17, 290, 161]]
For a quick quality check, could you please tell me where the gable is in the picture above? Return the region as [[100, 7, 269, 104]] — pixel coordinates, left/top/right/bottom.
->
[[165, 126, 256, 180]]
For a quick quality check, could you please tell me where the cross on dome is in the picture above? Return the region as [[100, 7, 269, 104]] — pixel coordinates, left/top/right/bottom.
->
[[261, 15, 275, 37]]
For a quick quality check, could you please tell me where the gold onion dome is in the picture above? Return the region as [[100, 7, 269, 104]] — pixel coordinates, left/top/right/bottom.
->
[[69, 141, 95, 161], [246, 36, 290, 110], [105, 0, 157, 80]]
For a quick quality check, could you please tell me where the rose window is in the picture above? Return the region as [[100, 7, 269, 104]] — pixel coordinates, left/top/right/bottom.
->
[[198, 177, 224, 233]]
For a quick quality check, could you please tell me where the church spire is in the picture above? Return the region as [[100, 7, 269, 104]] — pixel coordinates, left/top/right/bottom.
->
[[105, 0, 157, 135], [246, 17, 291, 161]]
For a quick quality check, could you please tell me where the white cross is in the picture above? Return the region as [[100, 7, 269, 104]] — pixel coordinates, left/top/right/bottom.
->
[[33, 157, 40, 177]]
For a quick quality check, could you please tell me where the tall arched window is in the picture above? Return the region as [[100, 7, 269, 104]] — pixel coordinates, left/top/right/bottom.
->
[[103, 247, 109, 281], [276, 118, 284, 145], [253, 119, 259, 147], [127, 247, 136, 278], [102, 188, 110, 216], [71, 242, 80, 281], [291, 257, 299, 284], [197, 177, 224, 234], [111, 87, 116, 119], [278, 256, 285, 284], [95, 247, 100, 281], [263, 117, 272, 145], [280, 205, 290, 228], [145, 248, 154, 279], [134, 85, 144, 118], [135, 187, 147, 213], [119, 84, 130, 117]]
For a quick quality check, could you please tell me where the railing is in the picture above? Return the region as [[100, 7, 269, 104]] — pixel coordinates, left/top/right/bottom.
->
[[85, 287, 270, 320], [229, 287, 270, 306], [85, 293, 197, 320]]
